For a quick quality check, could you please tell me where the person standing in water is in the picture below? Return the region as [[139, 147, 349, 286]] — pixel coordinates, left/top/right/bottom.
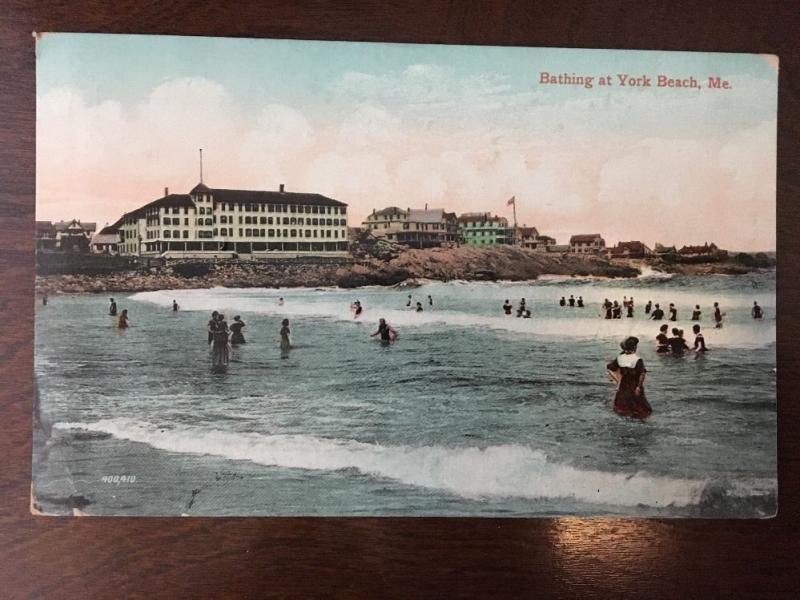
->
[[208, 311, 219, 345], [353, 300, 363, 319], [172, 299, 179, 312], [626, 300, 634, 318], [568, 295, 575, 307], [230, 316, 246, 345], [559, 296, 566, 307], [656, 324, 670, 353], [117, 309, 129, 329], [503, 299, 513, 316], [370, 318, 397, 343], [650, 303, 664, 320], [668, 303, 677, 321], [612, 300, 622, 319], [278, 297, 285, 307], [415, 301, 424, 313], [645, 300, 652, 315], [428, 295, 433, 307], [692, 324, 707, 352], [752, 301, 764, 320], [606, 336, 652, 420], [604, 301, 613, 319], [109, 298, 117, 316], [668, 327, 690, 356], [406, 295, 412, 308], [713, 302, 724, 328], [280, 318, 291, 358], [210, 314, 231, 372], [523, 309, 531, 318], [577, 296, 584, 308], [691, 305, 702, 320], [42, 292, 48, 306]]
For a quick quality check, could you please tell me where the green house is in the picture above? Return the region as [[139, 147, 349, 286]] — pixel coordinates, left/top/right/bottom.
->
[[457, 212, 513, 246]]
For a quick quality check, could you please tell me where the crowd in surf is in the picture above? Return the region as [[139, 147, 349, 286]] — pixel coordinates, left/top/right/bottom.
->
[[88, 289, 770, 418]]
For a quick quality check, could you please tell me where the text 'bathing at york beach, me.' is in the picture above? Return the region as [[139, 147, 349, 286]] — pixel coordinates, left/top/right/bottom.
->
[[539, 72, 733, 90]]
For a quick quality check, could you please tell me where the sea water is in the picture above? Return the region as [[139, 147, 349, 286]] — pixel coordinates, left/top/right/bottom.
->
[[33, 271, 777, 516]]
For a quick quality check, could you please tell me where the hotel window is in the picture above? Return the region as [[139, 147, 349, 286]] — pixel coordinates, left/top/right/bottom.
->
[[260, 217, 267, 224], [275, 229, 280, 237], [283, 217, 289, 225], [260, 229, 265, 236], [313, 230, 318, 238], [239, 216, 243, 224], [198, 207, 205, 215], [283, 229, 289, 237], [326, 230, 331, 238], [312, 218, 318, 226], [312, 206, 318, 214], [163, 217, 171, 225], [290, 205, 296, 213], [326, 219, 332, 226], [164, 230, 171, 238], [173, 230, 180, 238], [268, 217, 273, 225], [305, 229, 312, 238], [268, 205, 274, 213], [183, 231, 189, 239], [290, 217, 297, 225], [184, 218, 189, 225], [304, 206, 311, 213], [173, 207, 179, 214], [334, 230, 338, 238], [246, 229, 252, 236], [268, 229, 274, 237], [239, 228, 243, 236], [290, 229, 297, 237]]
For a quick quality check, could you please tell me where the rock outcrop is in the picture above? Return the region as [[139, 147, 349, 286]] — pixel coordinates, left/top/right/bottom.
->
[[36, 247, 641, 294]]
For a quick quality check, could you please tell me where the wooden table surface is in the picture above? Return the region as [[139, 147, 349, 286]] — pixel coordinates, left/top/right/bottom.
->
[[1, 1, 799, 597]]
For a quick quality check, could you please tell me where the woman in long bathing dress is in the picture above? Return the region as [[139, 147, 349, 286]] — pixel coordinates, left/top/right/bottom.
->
[[211, 314, 231, 372], [230, 315, 246, 345], [607, 336, 652, 420], [280, 318, 292, 358]]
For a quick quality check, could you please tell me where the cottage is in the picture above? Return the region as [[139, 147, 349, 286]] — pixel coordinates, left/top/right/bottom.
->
[[569, 233, 605, 254], [518, 226, 556, 252], [36, 219, 96, 253], [608, 240, 653, 259], [90, 221, 122, 255], [362, 205, 458, 248]]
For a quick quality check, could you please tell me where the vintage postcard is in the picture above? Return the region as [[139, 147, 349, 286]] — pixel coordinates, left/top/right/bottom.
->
[[33, 34, 777, 516]]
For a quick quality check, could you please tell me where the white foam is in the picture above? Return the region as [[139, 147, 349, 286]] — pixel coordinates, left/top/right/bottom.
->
[[55, 419, 708, 508], [130, 289, 775, 348]]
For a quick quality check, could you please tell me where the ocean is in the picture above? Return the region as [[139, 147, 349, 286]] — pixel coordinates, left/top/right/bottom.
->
[[33, 270, 777, 517]]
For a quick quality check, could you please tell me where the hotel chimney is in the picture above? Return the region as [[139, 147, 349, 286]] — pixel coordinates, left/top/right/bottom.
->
[[164, 187, 169, 196], [279, 184, 285, 193]]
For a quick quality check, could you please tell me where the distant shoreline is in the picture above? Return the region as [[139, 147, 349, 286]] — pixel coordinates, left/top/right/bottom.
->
[[34, 246, 774, 295]]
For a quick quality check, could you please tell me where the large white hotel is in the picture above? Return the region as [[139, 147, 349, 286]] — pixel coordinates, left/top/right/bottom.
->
[[114, 183, 349, 258]]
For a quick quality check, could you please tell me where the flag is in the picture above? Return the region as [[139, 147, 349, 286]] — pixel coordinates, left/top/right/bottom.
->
[[506, 196, 515, 206]]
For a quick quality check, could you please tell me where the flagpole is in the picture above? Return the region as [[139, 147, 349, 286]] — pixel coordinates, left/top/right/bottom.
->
[[512, 197, 518, 245]]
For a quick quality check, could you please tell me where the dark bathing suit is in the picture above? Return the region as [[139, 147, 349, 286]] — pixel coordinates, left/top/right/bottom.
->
[[668, 336, 690, 355], [378, 323, 392, 341], [693, 334, 707, 352], [607, 355, 652, 420], [656, 333, 670, 353]]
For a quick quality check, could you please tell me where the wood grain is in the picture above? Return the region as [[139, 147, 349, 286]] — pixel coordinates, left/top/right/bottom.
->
[[1, 1, 799, 597]]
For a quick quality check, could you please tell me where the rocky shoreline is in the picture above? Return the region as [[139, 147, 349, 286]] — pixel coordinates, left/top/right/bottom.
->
[[36, 246, 643, 294], [35, 246, 775, 295]]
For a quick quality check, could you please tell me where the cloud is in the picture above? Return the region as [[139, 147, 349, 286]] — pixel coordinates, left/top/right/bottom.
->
[[37, 71, 777, 250]]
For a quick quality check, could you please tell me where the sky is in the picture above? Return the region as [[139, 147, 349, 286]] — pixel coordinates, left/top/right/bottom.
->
[[36, 33, 778, 250]]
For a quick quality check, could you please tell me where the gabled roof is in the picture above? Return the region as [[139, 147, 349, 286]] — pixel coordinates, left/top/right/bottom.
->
[[124, 194, 194, 221], [190, 182, 211, 194], [91, 232, 121, 245], [371, 206, 407, 217], [518, 226, 540, 238], [570, 233, 603, 243], [408, 209, 448, 223], [209, 188, 347, 207]]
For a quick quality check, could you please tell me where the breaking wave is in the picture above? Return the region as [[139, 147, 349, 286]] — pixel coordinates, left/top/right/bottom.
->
[[56, 419, 715, 508], [130, 289, 775, 348]]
